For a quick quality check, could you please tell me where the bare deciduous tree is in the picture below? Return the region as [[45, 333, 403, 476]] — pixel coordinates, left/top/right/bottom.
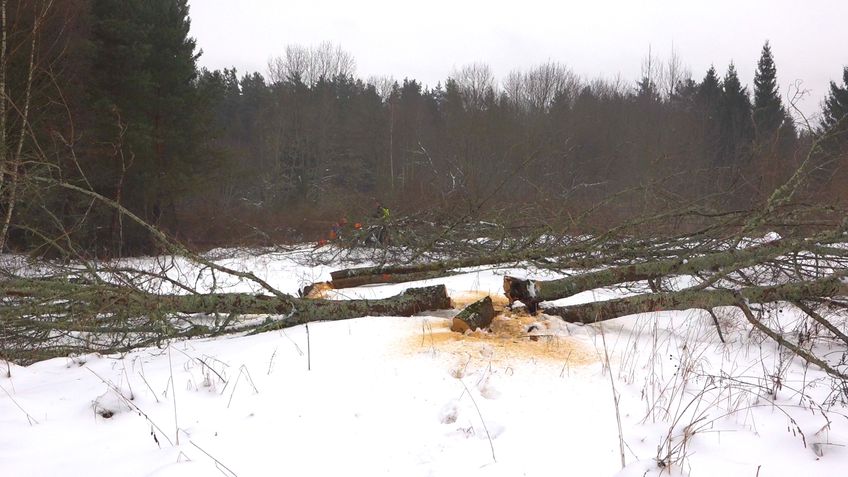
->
[[504, 61, 580, 111], [367, 75, 396, 101], [661, 46, 691, 98], [451, 62, 496, 111], [0, 0, 55, 251], [268, 41, 356, 86]]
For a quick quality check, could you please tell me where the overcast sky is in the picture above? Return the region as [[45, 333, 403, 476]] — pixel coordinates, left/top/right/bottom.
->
[[188, 0, 846, 119]]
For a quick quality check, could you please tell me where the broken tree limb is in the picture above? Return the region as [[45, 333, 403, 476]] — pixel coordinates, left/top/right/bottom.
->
[[543, 275, 848, 324], [792, 300, 848, 345], [450, 296, 495, 333], [734, 293, 848, 380], [706, 308, 726, 343]]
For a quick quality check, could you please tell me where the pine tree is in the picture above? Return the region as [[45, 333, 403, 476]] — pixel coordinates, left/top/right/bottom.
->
[[752, 41, 785, 139]]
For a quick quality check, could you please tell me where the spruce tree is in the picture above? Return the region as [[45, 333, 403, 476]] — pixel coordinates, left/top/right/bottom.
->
[[819, 66, 848, 153], [752, 41, 785, 139], [821, 67, 848, 134], [719, 63, 753, 164], [636, 76, 660, 103], [89, 0, 201, 246], [697, 66, 722, 106]]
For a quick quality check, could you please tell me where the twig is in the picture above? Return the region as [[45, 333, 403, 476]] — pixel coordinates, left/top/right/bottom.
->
[[0, 381, 38, 425], [267, 347, 278, 375], [86, 368, 174, 446], [707, 308, 726, 344], [459, 379, 496, 463], [306, 323, 311, 371], [227, 365, 259, 408], [599, 323, 626, 469], [189, 439, 239, 477], [168, 344, 180, 445]]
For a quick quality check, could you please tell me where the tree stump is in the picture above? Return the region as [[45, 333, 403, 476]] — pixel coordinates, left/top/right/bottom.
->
[[503, 276, 541, 314]]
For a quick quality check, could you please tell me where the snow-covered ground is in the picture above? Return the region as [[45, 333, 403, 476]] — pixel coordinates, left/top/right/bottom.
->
[[2, 249, 847, 476]]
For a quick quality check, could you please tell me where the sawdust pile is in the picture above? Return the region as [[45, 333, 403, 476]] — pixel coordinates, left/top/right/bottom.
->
[[408, 291, 595, 366]]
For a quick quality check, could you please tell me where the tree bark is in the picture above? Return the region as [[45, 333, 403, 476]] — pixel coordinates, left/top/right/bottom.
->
[[504, 234, 845, 310], [450, 296, 495, 333], [0, 280, 452, 338], [329, 269, 460, 289], [544, 275, 847, 324]]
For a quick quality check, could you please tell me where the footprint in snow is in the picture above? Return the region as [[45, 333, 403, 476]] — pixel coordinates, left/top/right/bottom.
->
[[439, 399, 459, 424]]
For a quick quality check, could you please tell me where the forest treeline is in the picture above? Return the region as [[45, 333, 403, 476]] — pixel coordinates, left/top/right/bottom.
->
[[1, 0, 847, 255]]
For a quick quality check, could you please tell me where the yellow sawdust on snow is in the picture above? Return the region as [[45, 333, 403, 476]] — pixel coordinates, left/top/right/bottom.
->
[[406, 292, 595, 366], [305, 282, 334, 299], [450, 290, 510, 309]]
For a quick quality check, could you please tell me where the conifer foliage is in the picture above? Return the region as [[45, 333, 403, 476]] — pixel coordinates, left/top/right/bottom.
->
[[821, 67, 848, 137], [752, 41, 785, 139], [5, 2, 848, 254]]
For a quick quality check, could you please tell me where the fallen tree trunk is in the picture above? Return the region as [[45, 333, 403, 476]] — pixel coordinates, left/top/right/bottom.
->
[[325, 235, 716, 290], [249, 284, 452, 332], [543, 275, 848, 324], [0, 279, 452, 362], [503, 233, 848, 310], [0, 279, 450, 320], [330, 257, 508, 283], [327, 270, 461, 289]]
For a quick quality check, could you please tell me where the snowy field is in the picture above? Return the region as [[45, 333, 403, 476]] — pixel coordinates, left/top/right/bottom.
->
[[2, 248, 847, 476]]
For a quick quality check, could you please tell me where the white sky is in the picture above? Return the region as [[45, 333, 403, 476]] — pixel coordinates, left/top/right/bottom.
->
[[188, 0, 847, 119]]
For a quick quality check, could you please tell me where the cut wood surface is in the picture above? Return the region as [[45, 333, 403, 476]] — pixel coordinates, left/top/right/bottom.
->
[[450, 296, 495, 333]]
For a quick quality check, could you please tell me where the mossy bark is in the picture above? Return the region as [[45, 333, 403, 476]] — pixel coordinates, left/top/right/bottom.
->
[[506, 236, 831, 307], [0, 278, 452, 353], [450, 296, 495, 333], [544, 276, 847, 324]]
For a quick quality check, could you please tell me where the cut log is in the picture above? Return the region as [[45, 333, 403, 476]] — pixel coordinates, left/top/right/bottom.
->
[[326, 247, 571, 290], [451, 296, 495, 333], [329, 270, 459, 289], [543, 275, 848, 324]]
